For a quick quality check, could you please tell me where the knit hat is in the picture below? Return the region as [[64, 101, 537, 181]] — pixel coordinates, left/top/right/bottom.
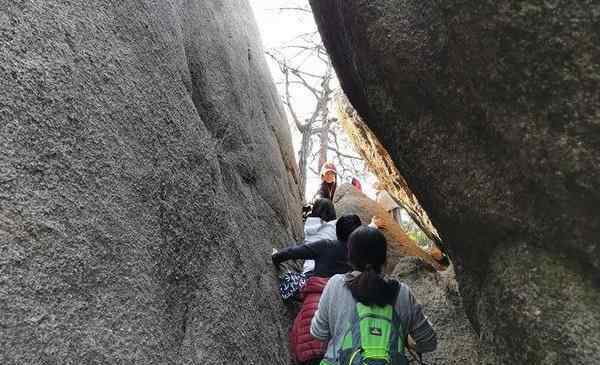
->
[[320, 161, 337, 176]]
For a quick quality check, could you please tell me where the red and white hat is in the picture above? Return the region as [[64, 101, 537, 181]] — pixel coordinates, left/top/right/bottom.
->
[[320, 162, 337, 176]]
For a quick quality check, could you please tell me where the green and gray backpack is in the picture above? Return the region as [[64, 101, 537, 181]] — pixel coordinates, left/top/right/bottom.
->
[[332, 302, 409, 365]]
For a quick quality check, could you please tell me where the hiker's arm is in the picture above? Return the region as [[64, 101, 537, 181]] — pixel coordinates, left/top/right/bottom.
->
[[406, 287, 437, 353], [310, 279, 333, 341], [369, 216, 386, 230], [271, 240, 324, 266]]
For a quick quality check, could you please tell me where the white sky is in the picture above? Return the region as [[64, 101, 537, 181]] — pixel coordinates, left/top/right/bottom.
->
[[249, 0, 378, 200], [251, 1, 312, 48]]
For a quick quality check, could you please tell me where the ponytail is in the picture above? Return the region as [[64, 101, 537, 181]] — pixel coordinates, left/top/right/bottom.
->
[[346, 266, 399, 306], [346, 226, 399, 306]]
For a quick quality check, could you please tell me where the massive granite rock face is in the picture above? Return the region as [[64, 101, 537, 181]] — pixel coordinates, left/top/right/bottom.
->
[[1, 1, 302, 363], [310, 1, 600, 363]]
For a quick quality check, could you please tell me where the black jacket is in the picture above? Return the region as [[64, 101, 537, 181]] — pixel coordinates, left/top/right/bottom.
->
[[272, 239, 351, 278], [315, 182, 336, 201]]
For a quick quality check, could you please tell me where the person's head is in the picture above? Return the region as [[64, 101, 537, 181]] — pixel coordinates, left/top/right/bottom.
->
[[373, 181, 382, 191], [321, 162, 337, 184], [310, 198, 336, 222], [351, 177, 362, 192], [336, 214, 362, 242], [346, 226, 399, 306]]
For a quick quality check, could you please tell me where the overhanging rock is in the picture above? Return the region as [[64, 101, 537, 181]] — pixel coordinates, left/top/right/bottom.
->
[[310, 1, 600, 363]]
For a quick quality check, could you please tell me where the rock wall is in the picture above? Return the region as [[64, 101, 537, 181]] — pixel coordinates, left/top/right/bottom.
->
[[393, 258, 482, 365], [310, 1, 600, 363], [1, 1, 301, 364]]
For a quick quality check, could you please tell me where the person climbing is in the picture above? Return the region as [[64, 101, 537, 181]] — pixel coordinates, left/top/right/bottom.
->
[[272, 215, 363, 365], [272, 214, 361, 278], [315, 162, 337, 201], [373, 182, 451, 271], [310, 226, 437, 365], [350, 177, 362, 192], [301, 198, 337, 274], [273, 199, 336, 300], [374, 181, 402, 225], [275, 198, 338, 302]]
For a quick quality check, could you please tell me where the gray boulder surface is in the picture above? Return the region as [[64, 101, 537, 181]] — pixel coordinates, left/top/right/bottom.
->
[[310, 0, 600, 363], [1, 1, 302, 364], [393, 258, 482, 365]]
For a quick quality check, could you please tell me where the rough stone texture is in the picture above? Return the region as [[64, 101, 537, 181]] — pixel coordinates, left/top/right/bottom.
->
[[334, 184, 446, 273], [0, 1, 302, 364], [310, 1, 600, 363], [393, 258, 482, 365]]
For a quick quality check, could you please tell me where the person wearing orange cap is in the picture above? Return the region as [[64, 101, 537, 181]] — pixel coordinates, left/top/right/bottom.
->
[[315, 162, 337, 201]]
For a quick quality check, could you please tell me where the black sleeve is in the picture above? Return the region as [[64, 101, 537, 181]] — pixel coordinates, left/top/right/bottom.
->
[[316, 185, 325, 199], [272, 240, 328, 264], [315, 183, 328, 201]]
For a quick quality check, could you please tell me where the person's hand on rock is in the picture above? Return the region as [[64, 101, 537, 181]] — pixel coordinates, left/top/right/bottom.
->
[[271, 248, 282, 269], [370, 215, 386, 230], [407, 335, 417, 351]]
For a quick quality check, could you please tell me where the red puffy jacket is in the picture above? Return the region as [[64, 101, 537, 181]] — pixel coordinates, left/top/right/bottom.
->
[[290, 276, 329, 364]]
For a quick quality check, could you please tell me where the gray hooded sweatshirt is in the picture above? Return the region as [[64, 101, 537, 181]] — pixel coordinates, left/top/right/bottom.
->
[[302, 217, 337, 273], [310, 273, 437, 363]]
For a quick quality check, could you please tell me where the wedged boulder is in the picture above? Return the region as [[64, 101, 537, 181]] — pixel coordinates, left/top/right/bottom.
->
[[310, 1, 600, 363], [334, 184, 446, 273], [336, 95, 442, 248], [1, 1, 301, 364]]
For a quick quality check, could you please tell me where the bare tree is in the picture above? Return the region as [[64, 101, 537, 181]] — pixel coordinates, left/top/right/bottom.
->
[[266, 4, 369, 200]]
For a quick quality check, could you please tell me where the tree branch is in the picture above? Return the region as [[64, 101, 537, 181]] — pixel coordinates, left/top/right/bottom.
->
[[276, 7, 312, 13], [266, 52, 306, 132], [327, 147, 363, 161], [288, 69, 320, 96]]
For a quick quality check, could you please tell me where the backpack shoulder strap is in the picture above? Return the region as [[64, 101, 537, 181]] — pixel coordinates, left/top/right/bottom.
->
[[391, 281, 411, 365]]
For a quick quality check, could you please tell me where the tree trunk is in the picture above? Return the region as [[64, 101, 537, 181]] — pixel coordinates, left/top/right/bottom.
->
[[318, 118, 330, 172], [298, 125, 312, 200]]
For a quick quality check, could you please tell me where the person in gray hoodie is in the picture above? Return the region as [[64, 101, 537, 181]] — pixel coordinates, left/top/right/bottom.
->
[[310, 226, 437, 364], [272, 199, 340, 301], [301, 198, 337, 274]]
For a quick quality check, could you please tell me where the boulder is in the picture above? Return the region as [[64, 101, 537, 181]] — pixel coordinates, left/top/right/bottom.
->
[[336, 95, 442, 247], [0, 1, 301, 364], [310, 1, 600, 363], [334, 184, 446, 273], [394, 258, 482, 365]]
